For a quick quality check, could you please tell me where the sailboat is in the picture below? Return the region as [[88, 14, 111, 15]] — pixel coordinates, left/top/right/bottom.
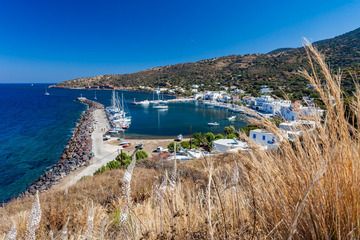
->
[[152, 87, 168, 109], [94, 91, 97, 100], [106, 91, 132, 129], [44, 88, 50, 96]]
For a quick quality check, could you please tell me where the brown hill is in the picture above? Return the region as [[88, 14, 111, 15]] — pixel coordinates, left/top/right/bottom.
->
[[57, 27, 360, 99]]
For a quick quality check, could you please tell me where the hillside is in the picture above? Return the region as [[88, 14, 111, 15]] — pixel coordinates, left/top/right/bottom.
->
[[57, 28, 360, 99], [3, 46, 360, 238]]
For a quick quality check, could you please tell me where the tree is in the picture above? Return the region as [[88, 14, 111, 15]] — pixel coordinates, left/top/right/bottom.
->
[[115, 152, 132, 167], [224, 125, 236, 135], [205, 132, 215, 142]]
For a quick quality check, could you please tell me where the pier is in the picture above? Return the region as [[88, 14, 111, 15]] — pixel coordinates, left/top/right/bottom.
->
[[132, 97, 195, 105]]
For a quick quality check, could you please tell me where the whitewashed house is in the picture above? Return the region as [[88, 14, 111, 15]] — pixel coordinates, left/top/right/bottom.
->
[[194, 93, 204, 100], [249, 129, 278, 150], [213, 139, 248, 153], [204, 91, 222, 101], [260, 85, 273, 94], [280, 102, 324, 121], [279, 120, 316, 141]]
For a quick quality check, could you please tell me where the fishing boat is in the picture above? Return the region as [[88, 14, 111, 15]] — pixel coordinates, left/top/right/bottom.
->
[[208, 122, 219, 126], [227, 115, 236, 121]]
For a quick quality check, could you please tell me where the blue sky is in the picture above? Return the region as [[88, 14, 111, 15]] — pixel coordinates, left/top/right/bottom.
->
[[0, 0, 360, 83]]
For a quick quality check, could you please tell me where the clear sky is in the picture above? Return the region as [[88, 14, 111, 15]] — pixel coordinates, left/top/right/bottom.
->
[[0, 0, 360, 83]]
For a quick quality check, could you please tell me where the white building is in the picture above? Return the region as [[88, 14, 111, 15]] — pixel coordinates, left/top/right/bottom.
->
[[249, 129, 278, 150], [213, 139, 248, 153], [279, 120, 316, 141], [204, 91, 222, 101], [280, 103, 324, 121], [260, 85, 273, 94]]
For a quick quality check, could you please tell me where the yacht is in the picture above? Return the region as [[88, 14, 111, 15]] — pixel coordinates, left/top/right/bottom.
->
[[227, 115, 236, 121], [208, 122, 219, 126], [152, 87, 168, 109]]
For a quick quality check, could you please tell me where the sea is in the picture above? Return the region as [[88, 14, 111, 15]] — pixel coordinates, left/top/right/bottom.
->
[[0, 83, 247, 202]]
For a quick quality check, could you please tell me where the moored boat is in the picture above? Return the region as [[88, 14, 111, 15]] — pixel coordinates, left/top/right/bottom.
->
[[208, 122, 219, 126]]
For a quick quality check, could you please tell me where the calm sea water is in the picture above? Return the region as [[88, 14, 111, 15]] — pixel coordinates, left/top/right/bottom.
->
[[0, 84, 246, 202]]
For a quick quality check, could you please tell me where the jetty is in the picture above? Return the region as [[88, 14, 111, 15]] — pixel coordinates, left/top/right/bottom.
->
[[25, 98, 107, 195], [132, 97, 194, 105]]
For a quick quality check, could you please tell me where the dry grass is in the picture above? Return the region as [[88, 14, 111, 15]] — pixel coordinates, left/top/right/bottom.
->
[[1, 44, 360, 239]]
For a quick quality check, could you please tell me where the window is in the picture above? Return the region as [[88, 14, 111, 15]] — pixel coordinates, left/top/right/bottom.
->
[[262, 135, 266, 141], [252, 134, 256, 139]]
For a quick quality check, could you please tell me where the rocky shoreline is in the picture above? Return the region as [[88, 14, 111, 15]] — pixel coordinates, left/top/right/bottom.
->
[[25, 98, 104, 195]]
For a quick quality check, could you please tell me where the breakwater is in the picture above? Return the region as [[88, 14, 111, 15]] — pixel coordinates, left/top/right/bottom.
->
[[25, 98, 103, 195]]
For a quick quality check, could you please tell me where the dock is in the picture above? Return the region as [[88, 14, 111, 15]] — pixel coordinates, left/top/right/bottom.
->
[[132, 98, 195, 105]]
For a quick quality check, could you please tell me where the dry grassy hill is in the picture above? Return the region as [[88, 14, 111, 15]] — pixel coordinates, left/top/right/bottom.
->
[[57, 28, 360, 99], [2, 45, 360, 239]]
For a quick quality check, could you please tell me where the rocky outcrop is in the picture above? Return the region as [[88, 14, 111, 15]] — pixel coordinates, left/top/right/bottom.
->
[[25, 98, 104, 195]]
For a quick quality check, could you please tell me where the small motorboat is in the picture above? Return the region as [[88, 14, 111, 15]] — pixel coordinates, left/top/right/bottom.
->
[[208, 122, 219, 126], [227, 115, 236, 121], [153, 104, 168, 109]]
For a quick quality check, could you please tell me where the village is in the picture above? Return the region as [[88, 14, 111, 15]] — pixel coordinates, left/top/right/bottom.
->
[[105, 84, 325, 161]]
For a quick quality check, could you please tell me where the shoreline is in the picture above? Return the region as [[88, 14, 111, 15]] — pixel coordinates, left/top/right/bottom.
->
[[24, 98, 104, 195]]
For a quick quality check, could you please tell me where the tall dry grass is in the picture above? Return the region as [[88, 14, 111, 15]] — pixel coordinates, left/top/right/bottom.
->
[[1, 43, 360, 239]]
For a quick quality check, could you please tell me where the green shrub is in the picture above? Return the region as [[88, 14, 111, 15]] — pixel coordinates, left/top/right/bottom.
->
[[224, 125, 236, 135], [136, 150, 148, 160], [205, 132, 215, 142], [180, 140, 191, 149], [168, 142, 180, 152], [94, 160, 121, 175], [215, 133, 224, 140], [226, 133, 237, 139]]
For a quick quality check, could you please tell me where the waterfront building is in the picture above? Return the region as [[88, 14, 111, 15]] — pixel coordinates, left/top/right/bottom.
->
[[280, 102, 324, 121], [213, 139, 248, 153], [249, 129, 278, 150]]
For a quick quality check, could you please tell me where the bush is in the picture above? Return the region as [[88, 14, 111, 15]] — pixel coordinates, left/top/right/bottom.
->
[[168, 142, 180, 152], [224, 125, 236, 135], [226, 133, 237, 139], [215, 133, 224, 140], [205, 132, 215, 142], [136, 150, 148, 160], [94, 160, 121, 175], [180, 140, 191, 149], [239, 125, 259, 136], [115, 151, 132, 166]]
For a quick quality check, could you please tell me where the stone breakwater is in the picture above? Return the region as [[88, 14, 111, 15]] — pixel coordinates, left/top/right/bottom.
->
[[25, 98, 104, 195]]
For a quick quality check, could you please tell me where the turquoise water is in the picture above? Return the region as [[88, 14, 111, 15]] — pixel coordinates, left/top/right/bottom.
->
[[0, 84, 247, 202]]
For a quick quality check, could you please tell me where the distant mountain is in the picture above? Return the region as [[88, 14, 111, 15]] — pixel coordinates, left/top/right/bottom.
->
[[57, 27, 360, 99]]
